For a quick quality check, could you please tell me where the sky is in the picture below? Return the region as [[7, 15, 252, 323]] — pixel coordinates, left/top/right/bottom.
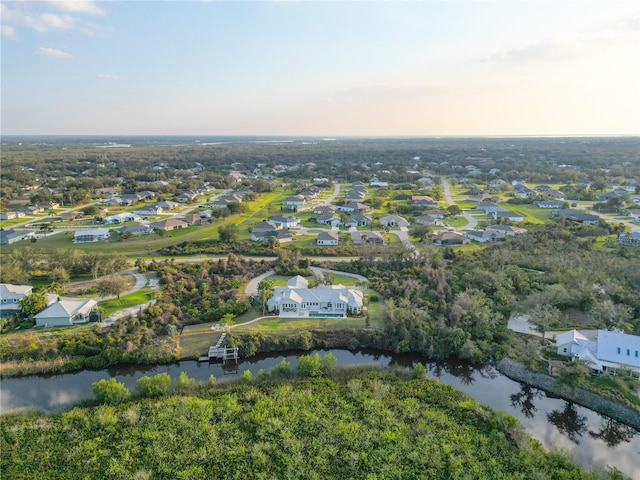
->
[[1, 0, 639, 136]]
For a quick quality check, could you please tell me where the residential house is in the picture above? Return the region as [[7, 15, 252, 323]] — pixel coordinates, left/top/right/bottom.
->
[[617, 232, 640, 247], [514, 187, 537, 198], [73, 228, 110, 243], [154, 201, 180, 210], [266, 276, 364, 318], [176, 191, 198, 203], [344, 214, 371, 228], [414, 199, 438, 208], [95, 188, 119, 198], [209, 198, 236, 209], [229, 172, 244, 182], [298, 188, 319, 200], [0, 212, 17, 220], [534, 200, 565, 209], [544, 190, 565, 201], [0, 229, 35, 245], [269, 215, 300, 229], [556, 329, 640, 377], [60, 211, 83, 222], [220, 193, 243, 203], [134, 205, 163, 217], [119, 194, 142, 205], [351, 231, 384, 245], [556, 330, 595, 357], [534, 185, 552, 192], [550, 209, 599, 224], [252, 221, 282, 234], [496, 211, 524, 222], [137, 191, 156, 200], [380, 215, 409, 228], [251, 229, 293, 243], [432, 231, 470, 245], [465, 229, 506, 243], [313, 205, 336, 215], [317, 231, 339, 246], [150, 218, 188, 231], [102, 213, 140, 224], [370, 179, 388, 187], [475, 202, 502, 215], [423, 209, 446, 219], [117, 224, 153, 236], [104, 197, 125, 207], [414, 215, 442, 226], [0, 284, 32, 317], [337, 202, 370, 213], [625, 209, 640, 221], [282, 195, 306, 212], [316, 215, 342, 228], [34, 299, 98, 327], [345, 189, 367, 202], [485, 225, 527, 237], [182, 214, 207, 226]]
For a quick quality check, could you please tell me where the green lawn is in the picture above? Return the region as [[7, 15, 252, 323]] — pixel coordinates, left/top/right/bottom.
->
[[97, 288, 155, 316], [178, 322, 224, 359], [231, 315, 373, 336], [0, 217, 35, 229], [501, 204, 550, 224]]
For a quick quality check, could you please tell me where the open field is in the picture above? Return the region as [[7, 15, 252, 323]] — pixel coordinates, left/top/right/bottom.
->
[[97, 287, 156, 316]]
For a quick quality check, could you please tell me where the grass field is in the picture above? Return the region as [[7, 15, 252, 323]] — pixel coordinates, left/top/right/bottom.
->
[[97, 288, 156, 316]]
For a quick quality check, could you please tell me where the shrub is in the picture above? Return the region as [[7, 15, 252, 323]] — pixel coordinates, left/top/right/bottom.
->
[[136, 373, 172, 397], [270, 358, 292, 378], [92, 378, 130, 405], [412, 362, 427, 379], [240, 370, 253, 382], [174, 371, 195, 393]]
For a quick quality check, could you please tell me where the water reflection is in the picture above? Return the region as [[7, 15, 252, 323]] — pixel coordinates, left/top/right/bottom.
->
[[589, 417, 638, 447], [547, 402, 589, 444], [427, 360, 479, 385], [510, 384, 543, 419]]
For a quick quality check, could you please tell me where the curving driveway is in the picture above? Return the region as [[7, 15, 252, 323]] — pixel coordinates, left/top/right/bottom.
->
[[442, 179, 477, 230]]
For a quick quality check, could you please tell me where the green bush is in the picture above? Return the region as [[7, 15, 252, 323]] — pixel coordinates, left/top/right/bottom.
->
[[174, 371, 195, 393], [270, 358, 292, 378], [91, 378, 130, 405], [136, 373, 172, 398]]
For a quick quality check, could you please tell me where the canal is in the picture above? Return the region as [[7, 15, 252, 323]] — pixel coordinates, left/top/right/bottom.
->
[[1, 349, 639, 479]]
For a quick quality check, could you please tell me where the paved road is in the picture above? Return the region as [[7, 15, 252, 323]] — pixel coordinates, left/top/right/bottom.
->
[[442, 179, 478, 230], [323, 182, 341, 205]]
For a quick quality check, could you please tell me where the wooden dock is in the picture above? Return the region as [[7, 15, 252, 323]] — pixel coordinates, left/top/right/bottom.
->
[[197, 333, 239, 364]]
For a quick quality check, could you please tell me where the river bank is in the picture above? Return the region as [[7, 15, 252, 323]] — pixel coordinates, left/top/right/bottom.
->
[[498, 357, 640, 431]]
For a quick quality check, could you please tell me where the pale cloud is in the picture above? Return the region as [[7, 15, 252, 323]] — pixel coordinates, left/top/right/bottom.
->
[[1, 24, 16, 37], [484, 15, 640, 66], [36, 47, 74, 59], [0, 3, 74, 32], [45, 0, 106, 16], [97, 73, 121, 81], [0, 1, 107, 34]]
